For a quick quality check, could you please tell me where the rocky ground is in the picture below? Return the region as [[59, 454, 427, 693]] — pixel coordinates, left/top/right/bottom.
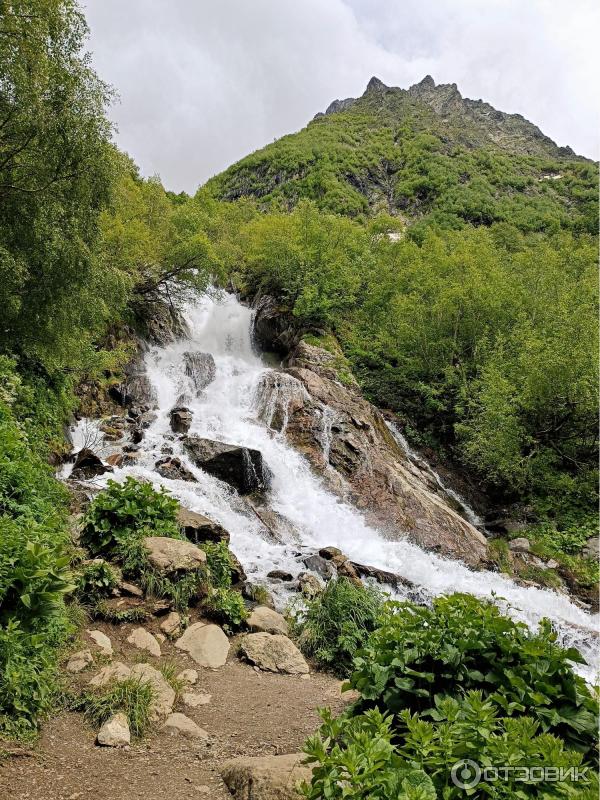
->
[[0, 612, 349, 800]]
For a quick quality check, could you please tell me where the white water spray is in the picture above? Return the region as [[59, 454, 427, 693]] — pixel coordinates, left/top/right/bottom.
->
[[67, 291, 599, 678]]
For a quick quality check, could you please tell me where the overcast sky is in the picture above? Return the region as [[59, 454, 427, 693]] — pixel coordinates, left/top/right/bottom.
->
[[84, 0, 599, 194]]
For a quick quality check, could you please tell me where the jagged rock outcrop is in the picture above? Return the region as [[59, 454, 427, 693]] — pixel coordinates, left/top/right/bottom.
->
[[169, 406, 193, 433], [177, 507, 230, 544], [182, 351, 216, 394], [183, 435, 272, 494], [155, 456, 197, 482], [70, 448, 113, 480]]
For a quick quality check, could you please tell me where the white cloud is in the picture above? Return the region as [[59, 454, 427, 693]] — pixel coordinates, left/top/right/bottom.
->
[[83, 0, 599, 193]]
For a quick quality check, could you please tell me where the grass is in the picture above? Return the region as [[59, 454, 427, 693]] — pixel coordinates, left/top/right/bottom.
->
[[75, 678, 155, 738], [157, 661, 185, 700]]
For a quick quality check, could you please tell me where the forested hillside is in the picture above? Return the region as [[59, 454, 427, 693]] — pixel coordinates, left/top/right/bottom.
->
[[0, 4, 598, 793]]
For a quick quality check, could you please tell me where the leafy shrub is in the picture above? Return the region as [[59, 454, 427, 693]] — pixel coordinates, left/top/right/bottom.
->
[[75, 678, 155, 738], [81, 477, 180, 559], [292, 578, 383, 677], [75, 559, 120, 604], [349, 594, 599, 757], [203, 540, 234, 589], [142, 569, 206, 612], [204, 587, 247, 630]]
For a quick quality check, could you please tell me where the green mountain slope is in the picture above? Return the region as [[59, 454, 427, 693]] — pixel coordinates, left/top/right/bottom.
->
[[207, 76, 597, 234]]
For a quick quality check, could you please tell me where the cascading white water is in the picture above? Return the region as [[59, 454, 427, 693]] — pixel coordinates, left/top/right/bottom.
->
[[66, 291, 599, 679]]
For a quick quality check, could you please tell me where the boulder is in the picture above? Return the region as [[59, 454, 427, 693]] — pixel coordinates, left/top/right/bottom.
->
[[247, 606, 289, 636], [110, 354, 157, 409], [267, 570, 293, 582], [144, 536, 206, 573], [71, 449, 113, 481], [177, 507, 230, 544], [509, 537, 531, 553], [97, 712, 130, 747], [240, 633, 309, 675], [302, 554, 334, 580], [163, 712, 208, 740], [88, 662, 131, 688], [155, 456, 197, 482], [175, 622, 230, 668], [298, 573, 323, 599], [126, 627, 161, 657], [160, 611, 182, 637], [183, 436, 271, 494], [86, 629, 113, 656], [170, 407, 193, 434], [130, 663, 175, 720], [221, 753, 311, 800], [66, 649, 93, 674], [183, 351, 216, 394], [106, 452, 124, 467]]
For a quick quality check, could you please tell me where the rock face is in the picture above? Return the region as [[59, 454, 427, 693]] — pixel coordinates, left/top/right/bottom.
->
[[183, 436, 271, 494], [247, 606, 289, 636], [175, 622, 230, 668], [177, 506, 230, 544], [221, 753, 311, 800], [255, 330, 488, 567], [240, 633, 309, 675], [155, 456, 197, 482], [170, 407, 193, 434], [97, 713, 130, 747], [144, 536, 206, 573], [183, 351, 216, 394], [71, 449, 113, 480]]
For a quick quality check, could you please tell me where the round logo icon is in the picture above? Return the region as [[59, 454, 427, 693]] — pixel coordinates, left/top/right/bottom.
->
[[451, 759, 482, 789]]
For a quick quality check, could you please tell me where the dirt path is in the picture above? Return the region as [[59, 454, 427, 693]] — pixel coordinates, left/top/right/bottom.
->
[[0, 619, 348, 800]]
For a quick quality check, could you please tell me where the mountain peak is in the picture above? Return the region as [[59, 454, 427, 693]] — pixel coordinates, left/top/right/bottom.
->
[[365, 76, 388, 94]]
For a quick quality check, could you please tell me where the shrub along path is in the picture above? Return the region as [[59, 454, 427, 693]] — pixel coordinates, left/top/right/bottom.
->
[[0, 616, 348, 799]]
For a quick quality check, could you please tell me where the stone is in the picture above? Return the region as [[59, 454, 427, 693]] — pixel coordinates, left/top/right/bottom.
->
[[177, 506, 230, 544], [66, 649, 93, 673], [97, 712, 130, 747], [240, 633, 309, 675], [160, 611, 182, 637], [71, 449, 113, 481], [88, 662, 131, 688], [242, 583, 276, 609], [144, 536, 206, 573], [163, 712, 208, 739], [177, 668, 198, 685], [183, 436, 271, 494], [182, 691, 212, 707], [155, 456, 197, 482], [267, 570, 293, 582], [509, 537, 531, 553], [110, 357, 157, 409], [120, 581, 144, 598], [303, 554, 334, 579], [175, 622, 230, 669], [106, 452, 124, 467], [183, 351, 216, 394], [221, 753, 311, 800], [126, 627, 161, 657], [247, 606, 289, 636], [130, 663, 175, 720], [298, 572, 323, 599], [318, 546, 343, 561], [131, 427, 144, 444], [170, 407, 193, 434], [87, 629, 113, 656]]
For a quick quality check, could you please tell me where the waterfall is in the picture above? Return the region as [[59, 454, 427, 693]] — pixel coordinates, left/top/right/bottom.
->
[[65, 291, 599, 680]]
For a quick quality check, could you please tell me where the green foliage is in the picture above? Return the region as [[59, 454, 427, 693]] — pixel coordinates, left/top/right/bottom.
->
[[203, 540, 234, 589], [81, 477, 180, 558], [292, 578, 384, 677], [204, 587, 247, 630], [75, 678, 155, 738], [74, 559, 120, 604], [92, 601, 148, 625], [349, 595, 598, 757], [142, 569, 206, 613]]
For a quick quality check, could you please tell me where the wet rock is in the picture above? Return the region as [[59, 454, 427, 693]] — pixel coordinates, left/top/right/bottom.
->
[[144, 536, 206, 573], [303, 554, 334, 580], [183, 436, 271, 494], [155, 456, 197, 482], [130, 663, 175, 720], [66, 649, 93, 673], [126, 627, 161, 657], [267, 570, 293, 582], [252, 294, 302, 356], [183, 351, 216, 394], [110, 352, 157, 409], [319, 547, 343, 561], [160, 611, 182, 637], [138, 410, 157, 429], [247, 606, 289, 636], [177, 507, 230, 544], [350, 561, 414, 591], [242, 583, 276, 609], [86, 629, 113, 656], [71, 449, 113, 480], [221, 753, 311, 800], [298, 572, 323, 599], [131, 427, 144, 444], [239, 633, 309, 674], [106, 452, 124, 467], [163, 712, 208, 739], [509, 537, 531, 553], [230, 551, 247, 586], [89, 662, 131, 688], [170, 406, 193, 434], [175, 622, 230, 668], [97, 713, 130, 747]]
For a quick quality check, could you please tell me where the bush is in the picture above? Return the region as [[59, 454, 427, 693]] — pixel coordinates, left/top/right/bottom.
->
[[74, 559, 120, 604], [292, 578, 384, 677], [204, 587, 247, 630], [349, 594, 598, 757], [203, 540, 234, 589], [81, 477, 181, 559], [75, 678, 155, 738]]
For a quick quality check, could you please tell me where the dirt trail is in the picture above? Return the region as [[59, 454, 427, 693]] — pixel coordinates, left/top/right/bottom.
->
[[0, 619, 348, 800]]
